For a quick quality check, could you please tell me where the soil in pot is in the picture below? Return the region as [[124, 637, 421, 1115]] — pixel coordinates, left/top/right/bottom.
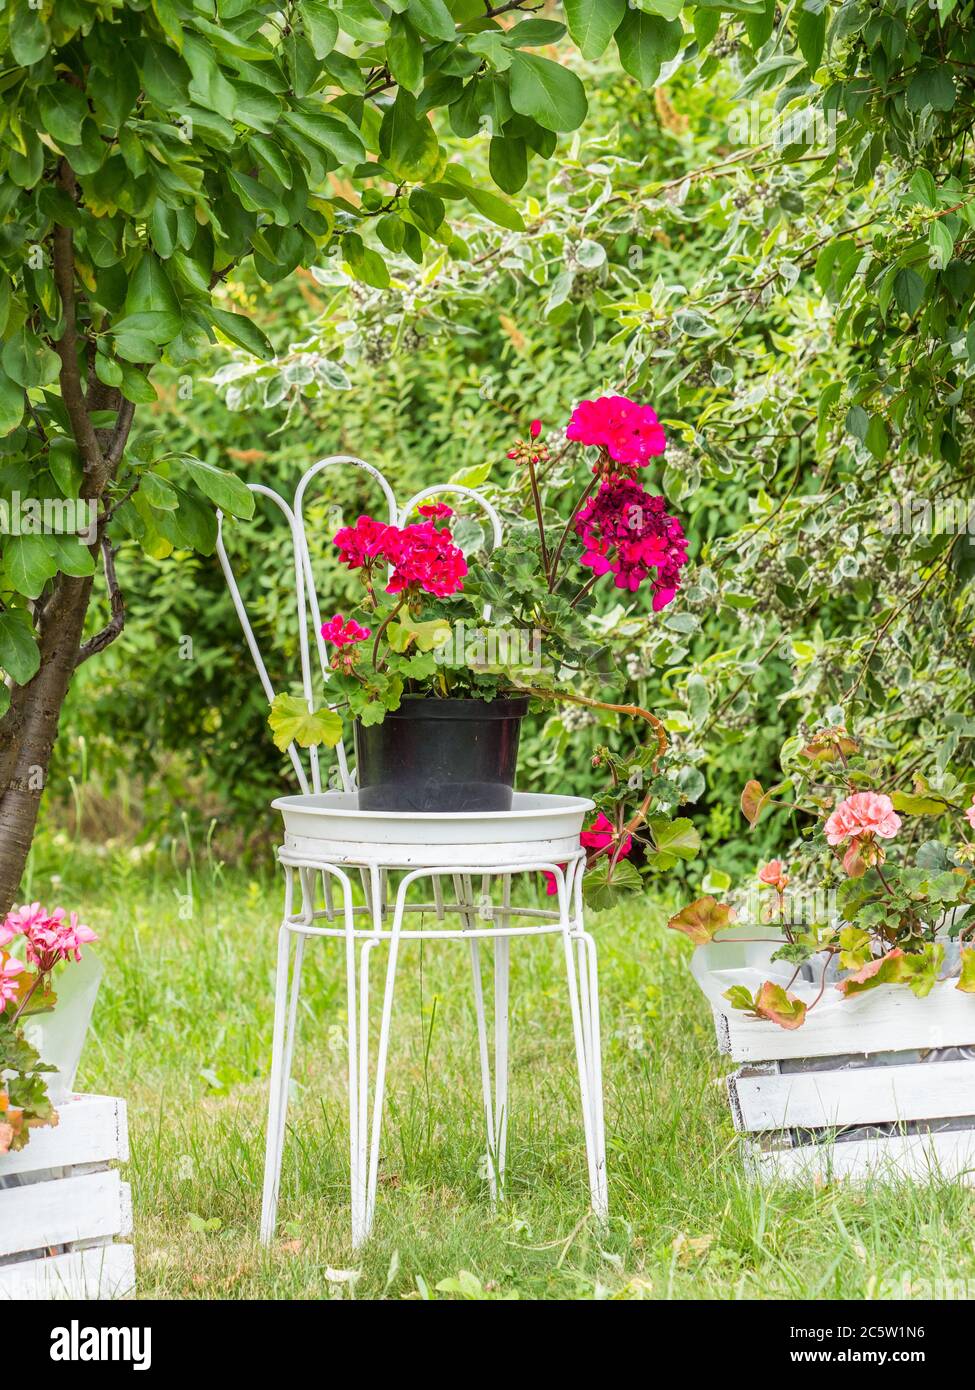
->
[[354, 696, 529, 813]]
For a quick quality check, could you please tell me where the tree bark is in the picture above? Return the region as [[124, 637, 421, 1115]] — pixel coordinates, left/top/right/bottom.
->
[[0, 158, 136, 915], [0, 575, 94, 914]]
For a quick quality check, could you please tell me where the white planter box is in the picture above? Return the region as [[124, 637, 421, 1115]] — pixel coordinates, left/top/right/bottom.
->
[[693, 929, 975, 1184], [0, 1094, 135, 1299]]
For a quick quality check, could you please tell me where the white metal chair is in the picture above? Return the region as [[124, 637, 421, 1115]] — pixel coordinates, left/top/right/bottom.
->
[[217, 458, 608, 1248]]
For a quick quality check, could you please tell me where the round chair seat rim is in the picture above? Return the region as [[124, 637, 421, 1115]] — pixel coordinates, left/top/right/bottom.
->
[[271, 789, 596, 822]]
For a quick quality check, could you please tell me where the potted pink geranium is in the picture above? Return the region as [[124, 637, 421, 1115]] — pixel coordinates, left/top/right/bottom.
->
[[673, 726, 975, 1183], [268, 393, 700, 907], [0, 902, 98, 1155]]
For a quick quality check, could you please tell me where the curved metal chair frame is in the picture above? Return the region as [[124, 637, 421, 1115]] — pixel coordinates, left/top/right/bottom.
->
[[217, 457, 607, 1247]]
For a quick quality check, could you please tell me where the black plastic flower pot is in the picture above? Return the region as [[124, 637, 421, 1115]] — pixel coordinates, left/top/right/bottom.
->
[[354, 696, 529, 813]]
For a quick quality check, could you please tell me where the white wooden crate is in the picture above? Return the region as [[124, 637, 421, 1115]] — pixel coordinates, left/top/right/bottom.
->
[[715, 981, 975, 1185], [0, 1094, 135, 1299]]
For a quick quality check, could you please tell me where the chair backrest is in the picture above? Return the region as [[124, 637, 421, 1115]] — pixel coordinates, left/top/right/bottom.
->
[[216, 456, 503, 797]]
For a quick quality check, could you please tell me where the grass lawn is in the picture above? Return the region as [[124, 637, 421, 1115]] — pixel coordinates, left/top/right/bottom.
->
[[29, 831, 975, 1301]]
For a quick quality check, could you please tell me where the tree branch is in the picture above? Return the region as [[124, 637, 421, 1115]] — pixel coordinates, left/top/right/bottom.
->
[[51, 161, 106, 493], [75, 539, 124, 666]]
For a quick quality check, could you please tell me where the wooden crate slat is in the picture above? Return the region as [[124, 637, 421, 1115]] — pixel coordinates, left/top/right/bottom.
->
[[719, 980, 975, 1063], [748, 1129, 975, 1184], [0, 1245, 135, 1300], [0, 1096, 128, 1180], [0, 1170, 129, 1258], [732, 1058, 975, 1132]]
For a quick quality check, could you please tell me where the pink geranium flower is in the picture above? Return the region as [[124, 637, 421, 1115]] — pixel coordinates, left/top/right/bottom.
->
[[825, 793, 901, 847], [333, 516, 397, 571], [566, 395, 666, 470], [758, 860, 788, 891], [580, 812, 633, 857], [4, 904, 97, 974], [966, 794, 975, 832], [543, 814, 633, 894], [417, 502, 454, 520], [0, 955, 24, 1010], [385, 521, 467, 598], [321, 615, 371, 648], [824, 792, 901, 877], [1, 901, 47, 947], [574, 478, 688, 607], [333, 515, 467, 599]]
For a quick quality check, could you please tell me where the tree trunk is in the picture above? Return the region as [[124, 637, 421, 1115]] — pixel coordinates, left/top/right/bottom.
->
[[0, 575, 93, 915], [0, 166, 135, 916]]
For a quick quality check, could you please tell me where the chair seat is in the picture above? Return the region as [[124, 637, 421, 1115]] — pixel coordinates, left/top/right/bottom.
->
[[273, 790, 595, 869]]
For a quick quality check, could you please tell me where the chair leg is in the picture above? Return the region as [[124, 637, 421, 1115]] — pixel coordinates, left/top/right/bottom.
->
[[455, 874, 509, 1201], [361, 872, 405, 1245], [352, 938, 377, 1248], [578, 932, 608, 1221], [468, 937, 497, 1199], [261, 923, 299, 1245], [562, 927, 600, 1208], [494, 926, 511, 1194]]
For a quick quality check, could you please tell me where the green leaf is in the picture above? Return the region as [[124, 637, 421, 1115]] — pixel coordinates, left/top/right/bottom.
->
[[865, 413, 888, 461], [723, 984, 755, 1013], [209, 307, 274, 360], [268, 693, 343, 751], [177, 457, 256, 518], [893, 267, 925, 316], [735, 54, 804, 100], [379, 90, 442, 181], [564, 0, 626, 60], [645, 815, 701, 870], [299, 0, 339, 57], [928, 219, 954, 269], [908, 169, 939, 209], [118, 256, 181, 347], [509, 53, 588, 133], [891, 791, 951, 815], [140, 472, 179, 511], [582, 856, 643, 911], [407, 0, 455, 41], [284, 111, 366, 166], [459, 182, 524, 231], [635, 0, 682, 19], [342, 234, 391, 289], [4, 535, 59, 599], [39, 82, 89, 146], [796, 8, 826, 71], [1, 327, 60, 389], [387, 614, 451, 652], [9, 2, 49, 65], [488, 135, 528, 195], [0, 367, 24, 435], [388, 13, 424, 95], [0, 609, 40, 684], [50, 533, 96, 578], [120, 363, 158, 405], [907, 67, 955, 113], [614, 10, 681, 87]]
